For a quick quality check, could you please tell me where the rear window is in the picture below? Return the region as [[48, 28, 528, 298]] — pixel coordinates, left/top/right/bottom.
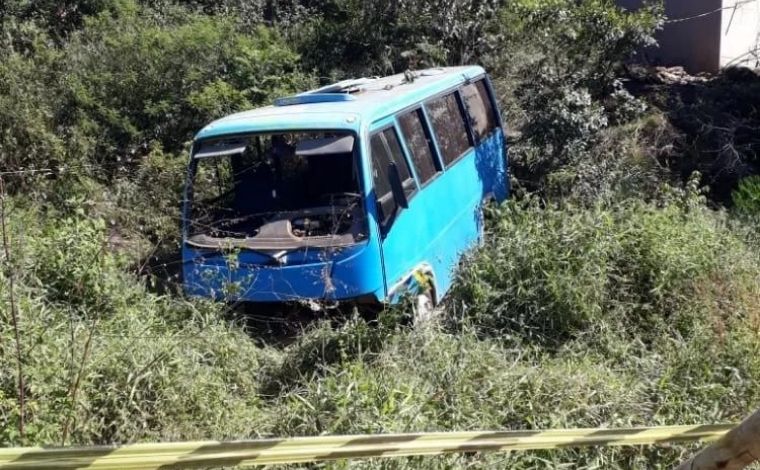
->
[[461, 80, 498, 141], [398, 109, 440, 185], [426, 92, 471, 167]]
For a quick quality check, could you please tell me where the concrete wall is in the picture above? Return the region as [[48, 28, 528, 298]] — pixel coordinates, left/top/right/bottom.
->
[[618, 0, 723, 73], [720, 0, 760, 68], [619, 0, 760, 73]]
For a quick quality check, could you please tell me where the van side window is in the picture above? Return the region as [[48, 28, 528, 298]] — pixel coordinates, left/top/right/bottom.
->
[[371, 129, 415, 225], [426, 92, 471, 167], [382, 127, 416, 198], [461, 80, 498, 141], [398, 109, 440, 185], [370, 133, 393, 208]]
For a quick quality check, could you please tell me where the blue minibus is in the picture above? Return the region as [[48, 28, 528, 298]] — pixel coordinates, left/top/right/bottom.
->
[[182, 65, 509, 314]]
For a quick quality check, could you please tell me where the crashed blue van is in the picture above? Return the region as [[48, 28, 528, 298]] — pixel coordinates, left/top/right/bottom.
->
[[182, 65, 509, 310]]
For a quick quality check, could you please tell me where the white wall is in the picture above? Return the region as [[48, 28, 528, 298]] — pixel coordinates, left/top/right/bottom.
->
[[720, 0, 760, 68]]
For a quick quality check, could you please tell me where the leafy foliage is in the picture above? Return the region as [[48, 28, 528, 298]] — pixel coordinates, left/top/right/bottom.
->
[[1, 1, 311, 193], [285, 0, 504, 77], [0, 0, 112, 39], [499, 0, 662, 192], [453, 190, 756, 347], [0, 206, 264, 445], [0, 24, 67, 177], [3, 201, 760, 470], [0, 0, 314, 246], [62, 7, 309, 165], [733, 175, 760, 222]]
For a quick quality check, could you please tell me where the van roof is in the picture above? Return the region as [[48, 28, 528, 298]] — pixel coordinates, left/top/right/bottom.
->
[[194, 65, 486, 140]]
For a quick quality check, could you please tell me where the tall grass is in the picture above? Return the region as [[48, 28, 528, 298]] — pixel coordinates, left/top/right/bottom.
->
[[453, 194, 760, 349], [1, 196, 759, 469]]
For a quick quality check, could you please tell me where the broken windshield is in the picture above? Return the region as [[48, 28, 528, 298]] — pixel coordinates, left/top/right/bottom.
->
[[187, 131, 367, 249]]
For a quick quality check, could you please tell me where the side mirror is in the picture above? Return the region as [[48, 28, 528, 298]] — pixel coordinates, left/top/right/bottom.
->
[[387, 162, 409, 209]]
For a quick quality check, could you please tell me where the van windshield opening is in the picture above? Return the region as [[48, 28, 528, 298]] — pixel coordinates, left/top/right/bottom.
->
[[187, 131, 367, 250]]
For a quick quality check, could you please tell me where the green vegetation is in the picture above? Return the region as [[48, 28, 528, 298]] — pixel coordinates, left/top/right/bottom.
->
[[734, 175, 760, 223], [1, 0, 759, 468]]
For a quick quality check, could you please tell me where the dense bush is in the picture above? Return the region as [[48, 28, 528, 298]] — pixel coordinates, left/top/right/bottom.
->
[[1, 1, 311, 193], [733, 175, 760, 221], [453, 189, 760, 348], [0, 0, 667, 210], [283, 0, 504, 77], [498, 0, 662, 193], [3, 197, 760, 470], [0, 23, 67, 177], [0, 206, 267, 445], [545, 112, 676, 203], [265, 320, 760, 469], [62, 6, 310, 166], [0, 0, 112, 39], [1, 0, 314, 245]]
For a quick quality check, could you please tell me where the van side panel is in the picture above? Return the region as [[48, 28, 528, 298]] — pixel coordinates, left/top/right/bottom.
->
[[378, 116, 507, 301], [377, 148, 467, 299], [378, 134, 507, 301]]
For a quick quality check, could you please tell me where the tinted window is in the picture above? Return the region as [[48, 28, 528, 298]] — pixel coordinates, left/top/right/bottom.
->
[[426, 92, 471, 166], [382, 127, 416, 198], [461, 80, 498, 141], [398, 109, 439, 184]]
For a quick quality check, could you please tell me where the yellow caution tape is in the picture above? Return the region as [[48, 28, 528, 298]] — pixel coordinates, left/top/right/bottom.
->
[[0, 424, 733, 469]]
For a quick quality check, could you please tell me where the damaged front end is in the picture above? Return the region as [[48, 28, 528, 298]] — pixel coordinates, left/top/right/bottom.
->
[[182, 131, 383, 303]]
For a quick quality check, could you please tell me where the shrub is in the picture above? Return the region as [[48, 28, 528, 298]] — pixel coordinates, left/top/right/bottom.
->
[[0, 0, 313, 197], [516, 80, 609, 173], [545, 112, 676, 203], [0, 204, 264, 446], [0, 0, 112, 39], [733, 175, 760, 221], [2, 198, 759, 470], [0, 24, 67, 183], [61, 4, 311, 174], [500, 0, 662, 93], [265, 319, 760, 469], [498, 0, 663, 192], [452, 196, 759, 348], [287, 0, 503, 77], [108, 145, 189, 242]]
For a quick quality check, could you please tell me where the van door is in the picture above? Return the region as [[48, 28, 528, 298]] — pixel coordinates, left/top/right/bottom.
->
[[368, 117, 422, 299]]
